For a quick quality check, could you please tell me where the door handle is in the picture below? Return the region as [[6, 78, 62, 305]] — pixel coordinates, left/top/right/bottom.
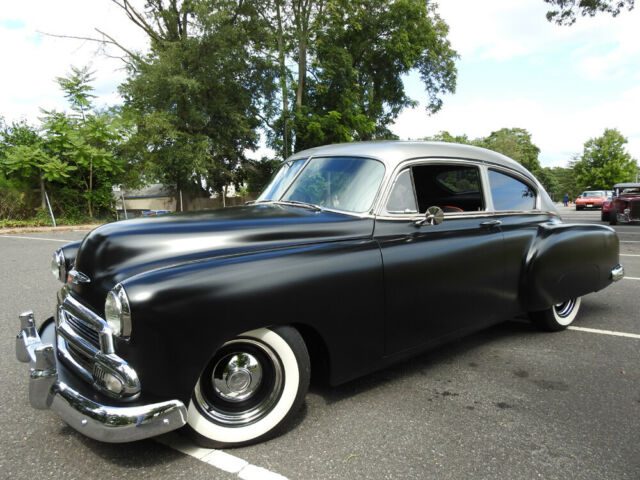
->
[[480, 220, 502, 227]]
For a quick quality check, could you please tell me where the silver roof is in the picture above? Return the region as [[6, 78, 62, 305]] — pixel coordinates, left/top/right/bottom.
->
[[290, 141, 536, 182]]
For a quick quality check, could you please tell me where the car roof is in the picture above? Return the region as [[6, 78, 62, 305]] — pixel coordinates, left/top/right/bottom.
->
[[288, 141, 536, 181], [613, 182, 640, 188]]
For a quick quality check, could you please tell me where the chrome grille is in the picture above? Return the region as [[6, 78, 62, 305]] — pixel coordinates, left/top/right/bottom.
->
[[66, 341, 95, 373], [55, 289, 141, 398], [64, 311, 100, 345]]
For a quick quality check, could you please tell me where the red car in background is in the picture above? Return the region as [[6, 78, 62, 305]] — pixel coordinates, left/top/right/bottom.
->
[[575, 190, 607, 210], [606, 183, 640, 225]]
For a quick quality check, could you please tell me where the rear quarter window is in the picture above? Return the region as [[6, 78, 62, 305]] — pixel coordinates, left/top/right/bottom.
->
[[488, 169, 536, 211]]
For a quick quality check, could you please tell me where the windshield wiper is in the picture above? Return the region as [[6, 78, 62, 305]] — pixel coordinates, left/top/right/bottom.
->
[[253, 199, 322, 211]]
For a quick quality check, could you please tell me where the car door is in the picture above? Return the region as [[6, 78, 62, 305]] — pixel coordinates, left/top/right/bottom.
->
[[374, 160, 507, 355]]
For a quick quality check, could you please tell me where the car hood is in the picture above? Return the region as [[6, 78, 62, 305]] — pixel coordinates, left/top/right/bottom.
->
[[71, 204, 374, 310]]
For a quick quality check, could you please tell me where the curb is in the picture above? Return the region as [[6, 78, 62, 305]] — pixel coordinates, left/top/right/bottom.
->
[[0, 224, 103, 235]]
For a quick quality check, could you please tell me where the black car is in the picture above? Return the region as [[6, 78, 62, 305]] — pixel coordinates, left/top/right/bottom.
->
[[16, 141, 624, 447]]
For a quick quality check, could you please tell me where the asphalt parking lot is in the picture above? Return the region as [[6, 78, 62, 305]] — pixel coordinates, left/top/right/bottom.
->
[[1, 205, 638, 480]]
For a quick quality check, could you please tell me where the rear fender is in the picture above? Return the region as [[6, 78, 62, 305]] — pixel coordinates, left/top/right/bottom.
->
[[520, 223, 619, 312]]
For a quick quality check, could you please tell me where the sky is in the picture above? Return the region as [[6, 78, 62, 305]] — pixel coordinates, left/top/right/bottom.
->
[[1, 0, 639, 168]]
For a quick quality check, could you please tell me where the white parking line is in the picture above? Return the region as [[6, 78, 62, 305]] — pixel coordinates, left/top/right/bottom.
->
[[620, 254, 640, 257], [156, 433, 290, 480], [620, 241, 640, 243], [567, 326, 640, 340], [624, 276, 640, 280], [0, 235, 73, 243]]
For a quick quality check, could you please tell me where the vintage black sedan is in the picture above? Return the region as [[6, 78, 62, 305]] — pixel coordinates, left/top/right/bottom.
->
[[16, 141, 624, 447]]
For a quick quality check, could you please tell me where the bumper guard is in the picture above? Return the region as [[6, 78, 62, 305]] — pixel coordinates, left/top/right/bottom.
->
[[15, 311, 187, 443]]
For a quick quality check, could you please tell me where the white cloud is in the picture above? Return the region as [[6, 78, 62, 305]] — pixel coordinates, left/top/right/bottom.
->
[[1, 0, 148, 124], [394, 0, 640, 168]]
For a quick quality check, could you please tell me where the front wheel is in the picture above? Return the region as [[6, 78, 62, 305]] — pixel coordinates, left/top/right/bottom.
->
[[528, 297, 581, 332], [609, 208, 617, 225], [187, 326, 310, 448]]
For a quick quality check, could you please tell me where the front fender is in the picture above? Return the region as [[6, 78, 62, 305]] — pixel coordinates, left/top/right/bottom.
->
[[115, 239, 384, 402], [520, 223, 619, 312]]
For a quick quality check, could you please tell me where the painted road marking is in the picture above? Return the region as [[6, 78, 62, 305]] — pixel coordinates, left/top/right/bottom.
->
[[620, 254, 640, 257], [624, 276, 640, 280], [568, 326, 640, 340], [156, 433, 290, 480], [0, 235, 74, 243], [620, 241, 640, 243]]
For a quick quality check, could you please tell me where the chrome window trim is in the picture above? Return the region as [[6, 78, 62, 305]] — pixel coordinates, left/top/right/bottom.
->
[[374, 157, 489, 217]]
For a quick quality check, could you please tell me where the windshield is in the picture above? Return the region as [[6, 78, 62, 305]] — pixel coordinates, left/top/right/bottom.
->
[[258, 156, 385, 213], [257, 158, 307, 202], [582, 191, 605, 197]]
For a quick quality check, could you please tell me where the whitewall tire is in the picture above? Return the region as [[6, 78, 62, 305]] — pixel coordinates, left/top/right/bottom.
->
[[529, 297, 582, 332], [187, 326, 310, 448]]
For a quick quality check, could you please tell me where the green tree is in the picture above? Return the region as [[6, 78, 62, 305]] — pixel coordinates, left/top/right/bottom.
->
[[424, 131, 475, 145], [545, 0, 634, 25], [478, 128, 542, 173], [573, 128, 637, 189], [1, 120, 75, 210], [41, 67, 129, 217], [285, 0, 457, 152], [111, 0, 276, 202]]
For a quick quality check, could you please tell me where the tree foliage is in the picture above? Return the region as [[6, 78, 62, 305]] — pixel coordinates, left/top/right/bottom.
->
[[263, 0, 457, 154], [573, 128, 637, 189], [545, 0, 634, 25], [115, 0, 277, 199], [0, 67, 131, 220], [477, 128, 541, 173]]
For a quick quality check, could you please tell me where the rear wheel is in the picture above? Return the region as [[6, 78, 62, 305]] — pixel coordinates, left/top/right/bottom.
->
[[601, 210, 608, 221], [187, 326, 310, 448], [529, 297, 581, 332], [609, 208, 617, 225]]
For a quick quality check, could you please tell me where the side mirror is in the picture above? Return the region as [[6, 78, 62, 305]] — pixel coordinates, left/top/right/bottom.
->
[[413, 206, 444, 226]]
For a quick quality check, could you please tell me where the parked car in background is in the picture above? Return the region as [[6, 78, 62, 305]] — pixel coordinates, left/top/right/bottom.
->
[[16, 142, 624, 448], [608, 182, 640, 225], [575, 190, 607, 210], [601, 194, 614, 221]]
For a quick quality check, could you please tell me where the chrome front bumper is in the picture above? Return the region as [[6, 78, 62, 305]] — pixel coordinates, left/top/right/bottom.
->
[[15, 311, 187, 443]]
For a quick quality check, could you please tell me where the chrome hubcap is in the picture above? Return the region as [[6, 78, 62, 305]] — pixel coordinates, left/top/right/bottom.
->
[[212, 353, 263, 402], [554, 298, 576, 318], [196, 338, 284, 426]]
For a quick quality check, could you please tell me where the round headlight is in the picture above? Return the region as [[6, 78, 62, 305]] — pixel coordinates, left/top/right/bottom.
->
[[51, 249, 66, 282], [104, 284, 132, 338]]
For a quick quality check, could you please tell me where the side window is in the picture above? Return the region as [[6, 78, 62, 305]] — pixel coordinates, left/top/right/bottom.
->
[[385, 169, 418, 214], [411, 164, 484, 213], [488, 169, 537, 211]]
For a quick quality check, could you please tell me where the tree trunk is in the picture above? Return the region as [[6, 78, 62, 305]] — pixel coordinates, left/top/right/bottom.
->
[[88, 160, 94, 217], [39, 171, 46, 210], [276, 0, 289, 157], [296, 34, 307, 108]]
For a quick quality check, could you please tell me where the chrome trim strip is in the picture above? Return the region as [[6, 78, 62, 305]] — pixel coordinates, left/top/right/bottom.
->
[[16, 314, 187, 442], [375, 210, 559, 222], [611, 264, 625, 282]]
